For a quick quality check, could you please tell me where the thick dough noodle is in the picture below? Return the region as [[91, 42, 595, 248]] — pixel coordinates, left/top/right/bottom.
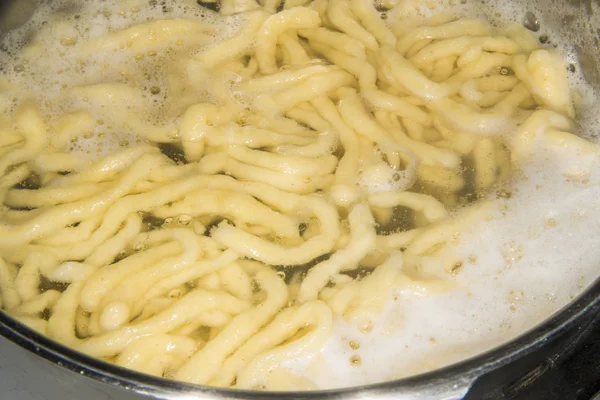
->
[[0, 0, 589, 391]]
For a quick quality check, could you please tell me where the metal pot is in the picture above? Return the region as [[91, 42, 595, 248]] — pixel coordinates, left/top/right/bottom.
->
[[0, 0, 599, 399]]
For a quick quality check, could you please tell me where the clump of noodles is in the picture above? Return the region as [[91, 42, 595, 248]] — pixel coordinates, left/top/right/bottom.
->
[[0, 0, 595, 391]]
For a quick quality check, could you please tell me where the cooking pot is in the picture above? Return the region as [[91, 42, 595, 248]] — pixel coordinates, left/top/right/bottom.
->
[[0, 0, 599, 399]]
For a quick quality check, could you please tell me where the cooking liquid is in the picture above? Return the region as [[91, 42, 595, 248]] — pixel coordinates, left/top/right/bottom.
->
[[0, 0, 598, 390]]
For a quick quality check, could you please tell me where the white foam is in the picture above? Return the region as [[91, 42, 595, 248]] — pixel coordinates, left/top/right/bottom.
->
[[0, 0, 231, 159], [293, 141, 600, 389]]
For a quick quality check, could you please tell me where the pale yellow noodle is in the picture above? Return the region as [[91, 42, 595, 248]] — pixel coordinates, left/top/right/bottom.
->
[[256, 7, 321, 74], [309, 40, 377, 91], [0, 102, 46, 176], [211, 196, 339, 265], [153, 188, 299, 238], [11, 290, 61, 316], [298, 203, 377, 302], [5, 183, 111, 208], [115, 334, 198, 377], [327, 0, 378, 51], [81, 18, 214, 54], [349, 0, 396, 47], [197, 11, 268, 67], [311, 96, 360, 186], [396, 19, 489, 55], [298, 27, 366, 59], [80, 242, 182, 313], [175, 263, 288, 384], [235, 301, 333, 389], [0, 258, 20, 310], [279, 32, 311, 65], [76, 290, 248, 357]]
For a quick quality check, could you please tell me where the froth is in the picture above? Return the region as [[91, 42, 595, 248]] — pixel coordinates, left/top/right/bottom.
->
[[0, 0, 231, 157], [292, 141, 600, 389]]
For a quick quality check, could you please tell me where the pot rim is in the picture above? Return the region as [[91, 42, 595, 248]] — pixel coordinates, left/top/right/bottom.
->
[[1, 278, 599, 399]]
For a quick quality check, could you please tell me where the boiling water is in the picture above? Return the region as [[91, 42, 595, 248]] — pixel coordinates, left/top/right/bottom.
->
[[0, 0, 599, 390]]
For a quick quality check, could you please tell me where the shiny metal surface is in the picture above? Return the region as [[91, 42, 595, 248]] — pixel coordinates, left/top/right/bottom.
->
[[0, 0, 599, 399]]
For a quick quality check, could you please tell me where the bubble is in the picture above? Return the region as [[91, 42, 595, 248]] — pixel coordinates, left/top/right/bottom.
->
[[523, 11, 540, 32], [60, 37, 77, 46], [178, 215, 192, 225], [359, 322, 373, 333], [132, 242, 146, 252], [545, 217, 558, 227], [450, 261, 464, 274], [496, 189, 512, 199], [349, 340, 360, 350], [349, 355, 361, 367]]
